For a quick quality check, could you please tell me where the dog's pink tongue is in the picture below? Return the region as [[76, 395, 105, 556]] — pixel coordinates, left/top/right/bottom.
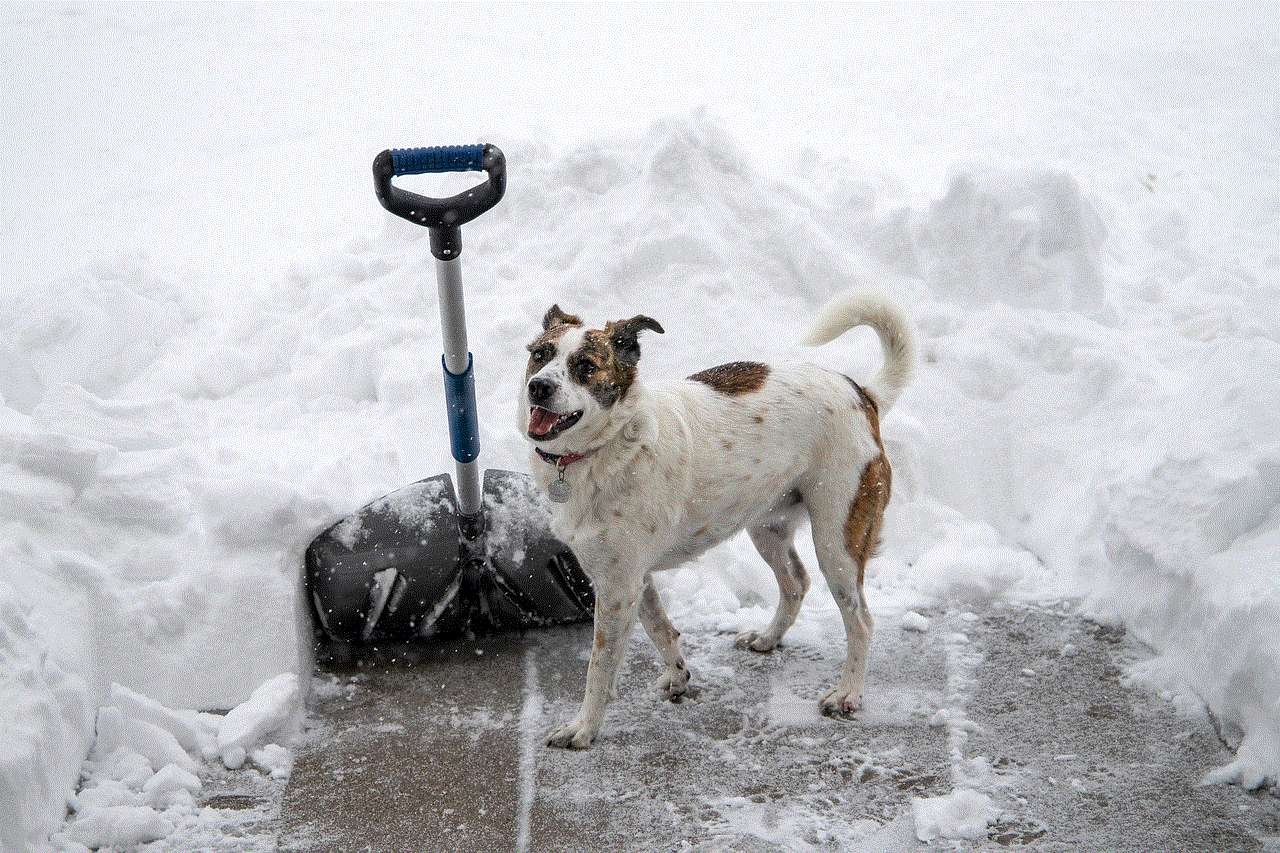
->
[[528, 407, 559, 437]]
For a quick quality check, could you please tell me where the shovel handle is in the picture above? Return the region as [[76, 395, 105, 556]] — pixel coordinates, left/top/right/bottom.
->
[[389, 145, 487, 175], [373, 143, 506, 260]]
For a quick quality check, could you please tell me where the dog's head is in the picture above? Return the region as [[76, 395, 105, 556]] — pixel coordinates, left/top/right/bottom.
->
[[522, 305, 664, 447]]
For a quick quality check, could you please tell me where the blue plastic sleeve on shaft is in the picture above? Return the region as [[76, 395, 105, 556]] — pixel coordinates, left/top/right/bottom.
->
[[442, 354, 481, 464], [391, 145, 486, 176]]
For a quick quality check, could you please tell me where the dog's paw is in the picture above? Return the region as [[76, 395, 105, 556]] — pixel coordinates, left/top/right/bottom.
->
[[734, 630, 780, 653], [819, 688, 864, 719], [546, 718, 597, 750], [654, 665, 692, 703]]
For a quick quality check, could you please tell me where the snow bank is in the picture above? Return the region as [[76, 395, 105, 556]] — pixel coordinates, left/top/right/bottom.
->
[[1099, 342, 1280, 789], [0, 574, 93, 853], [0, 388, 314, 846]]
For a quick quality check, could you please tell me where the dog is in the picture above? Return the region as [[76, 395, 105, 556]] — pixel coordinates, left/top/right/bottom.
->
[[520, 291, 916, 749]]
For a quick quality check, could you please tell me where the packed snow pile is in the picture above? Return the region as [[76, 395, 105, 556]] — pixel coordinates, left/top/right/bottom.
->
[[19, 676, 298, 852], [2, 4, 1277, 849]]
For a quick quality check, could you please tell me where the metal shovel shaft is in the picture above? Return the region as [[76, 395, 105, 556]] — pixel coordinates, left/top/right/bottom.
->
[[369, 143, 505, 528], [435, 254, 482, 520]]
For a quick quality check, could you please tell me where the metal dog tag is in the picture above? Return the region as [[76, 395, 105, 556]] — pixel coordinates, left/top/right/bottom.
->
[[548, 476, 571, 503]]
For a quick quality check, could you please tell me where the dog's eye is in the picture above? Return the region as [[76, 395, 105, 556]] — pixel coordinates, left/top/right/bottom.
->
[[530, 344, 554, 363], [572, 360, 597, 382]]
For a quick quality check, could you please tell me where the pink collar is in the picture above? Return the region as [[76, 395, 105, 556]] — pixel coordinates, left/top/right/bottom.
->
[[535, 447, 593, 468]]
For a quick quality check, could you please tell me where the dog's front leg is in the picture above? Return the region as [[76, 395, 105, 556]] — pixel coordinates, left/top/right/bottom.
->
[[548, 560, 643, 749]]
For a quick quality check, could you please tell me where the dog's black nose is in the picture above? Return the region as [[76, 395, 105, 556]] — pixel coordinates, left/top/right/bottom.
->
[[528, 376, 557, 406]]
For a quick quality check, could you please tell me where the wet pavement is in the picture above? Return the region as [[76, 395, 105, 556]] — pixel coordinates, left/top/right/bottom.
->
[[271, 603, 1279, 852]]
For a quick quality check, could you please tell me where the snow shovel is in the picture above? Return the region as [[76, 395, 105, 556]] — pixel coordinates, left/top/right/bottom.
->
[[305, 144, 592, 656]]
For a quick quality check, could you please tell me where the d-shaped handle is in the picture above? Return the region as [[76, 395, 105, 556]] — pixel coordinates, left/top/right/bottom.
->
[[372, 144, 506, 260]]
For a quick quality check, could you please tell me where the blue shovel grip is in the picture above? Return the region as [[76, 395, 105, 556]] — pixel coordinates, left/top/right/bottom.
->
[[390, 145, 487, 176], [442, 354, 481, 464]]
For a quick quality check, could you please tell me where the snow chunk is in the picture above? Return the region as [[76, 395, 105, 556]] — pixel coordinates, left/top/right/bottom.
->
[[1202, 724, 1280, 792], [122, 716, 199, 775], [252, 743, 294, 779], [0, 429, 114, 492], [142, 762, 202, 807], [110, 682, 200, 752], [900, 611, 931, 632], [217, 672, 300, 755], [912, 788, 1002, 841], [92, 747, 154, 789], [31, 384, 183, 452], [66, 804, 174, 848], [221, 744, 247, 770]]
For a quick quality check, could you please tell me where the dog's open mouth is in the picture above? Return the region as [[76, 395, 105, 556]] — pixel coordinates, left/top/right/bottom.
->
[[528, 406, 582, 441]]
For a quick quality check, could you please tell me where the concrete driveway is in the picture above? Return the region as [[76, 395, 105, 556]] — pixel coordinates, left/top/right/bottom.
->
[[274, 604, 1278, 852]]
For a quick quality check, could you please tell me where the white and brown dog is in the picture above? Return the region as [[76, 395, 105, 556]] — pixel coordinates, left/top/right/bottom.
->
[[521, 291, 916, 749]]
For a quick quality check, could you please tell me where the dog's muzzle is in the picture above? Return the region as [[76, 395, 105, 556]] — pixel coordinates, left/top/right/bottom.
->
[[526, 377, 583, 441], [528, 376, 557, 407]]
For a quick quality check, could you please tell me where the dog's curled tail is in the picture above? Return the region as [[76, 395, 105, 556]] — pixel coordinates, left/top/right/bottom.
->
[[802, 290, 917, 412]]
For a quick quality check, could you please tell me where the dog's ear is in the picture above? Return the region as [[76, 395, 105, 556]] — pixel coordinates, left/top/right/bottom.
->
[[542, 305, 582, 331], [606, 315, 665, 366]]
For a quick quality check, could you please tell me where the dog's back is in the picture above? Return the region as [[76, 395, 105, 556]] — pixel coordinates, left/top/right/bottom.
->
[[635, 291, 916, 571]]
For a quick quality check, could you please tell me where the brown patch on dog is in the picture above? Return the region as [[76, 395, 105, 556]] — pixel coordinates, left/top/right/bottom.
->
[[845, 454, 891, 587], [528, 314, 662, 407], [843, 375, 889, 587], [844, 375, 879, 417], [554, 315, 661, 407], [525, 307, 583, 380], [689, 361, 770, 396], [569, 329, 635, 407]]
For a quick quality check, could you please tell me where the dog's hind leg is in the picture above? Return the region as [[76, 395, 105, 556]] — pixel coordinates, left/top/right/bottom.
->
[[806, 455, 889, 717], [638, 577, 691, 701], [735, 511, 809, 653]]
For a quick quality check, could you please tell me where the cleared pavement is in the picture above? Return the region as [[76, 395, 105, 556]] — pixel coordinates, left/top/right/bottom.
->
[[273, 603, 1278, 851]]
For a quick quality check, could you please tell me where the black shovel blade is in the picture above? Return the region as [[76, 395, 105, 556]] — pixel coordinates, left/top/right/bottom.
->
[[304, 470, 594, 648], [478, 469, 593, 628], [306, 474, 462, 644]]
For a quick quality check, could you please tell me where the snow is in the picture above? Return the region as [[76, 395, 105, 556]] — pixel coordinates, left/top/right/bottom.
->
[[911, 788, 1003, 842], [64, 806, 174, 850], [215, 674, 300, 759], [46, 672, 296, 852], [2, 2, 1278, 849], [899, 611, 931, 633]]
